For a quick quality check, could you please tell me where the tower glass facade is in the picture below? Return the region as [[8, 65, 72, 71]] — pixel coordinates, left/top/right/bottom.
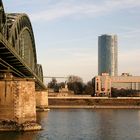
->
[[98, 34, 118, 76]]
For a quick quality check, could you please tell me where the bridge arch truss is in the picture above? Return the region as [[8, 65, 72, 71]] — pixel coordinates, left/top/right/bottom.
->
[[0, 0, 45, 90]]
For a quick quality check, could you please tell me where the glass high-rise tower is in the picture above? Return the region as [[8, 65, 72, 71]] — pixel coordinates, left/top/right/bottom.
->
[[98, 34, 118, 76]]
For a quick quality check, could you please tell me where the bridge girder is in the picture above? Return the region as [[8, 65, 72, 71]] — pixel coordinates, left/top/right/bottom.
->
[[0, 0, 45, 90], [7, 13, 37, 72]]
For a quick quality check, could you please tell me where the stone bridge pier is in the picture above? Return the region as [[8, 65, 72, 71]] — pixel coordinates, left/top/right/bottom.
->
[[0, 73, 48, 131], [36, 90, 48, 111]]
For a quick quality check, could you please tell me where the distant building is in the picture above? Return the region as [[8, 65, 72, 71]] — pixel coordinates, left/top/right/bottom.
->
[[98, 34, 118, 76], [94, 73, 140, 97], [94, 73, 111, 96]]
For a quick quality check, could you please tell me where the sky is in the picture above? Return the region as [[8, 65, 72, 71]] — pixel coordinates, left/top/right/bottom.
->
[[3, 0, 140, 83]]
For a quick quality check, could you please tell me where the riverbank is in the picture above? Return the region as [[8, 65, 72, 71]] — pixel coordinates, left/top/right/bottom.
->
[[48, 97, 140, 109], [49, 105, 140, 109]]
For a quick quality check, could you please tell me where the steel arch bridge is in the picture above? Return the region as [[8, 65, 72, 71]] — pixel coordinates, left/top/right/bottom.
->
[[0, 0, 46, 90]]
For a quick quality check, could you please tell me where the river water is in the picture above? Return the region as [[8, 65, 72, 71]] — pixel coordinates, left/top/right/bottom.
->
[[0, 109, 140, 140]]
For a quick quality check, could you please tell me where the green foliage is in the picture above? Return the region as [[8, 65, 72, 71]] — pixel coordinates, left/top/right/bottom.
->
[[58, 82, 65, 88], [67, 75, 95, 95], [111, 88, 139, 97], [48, 78, 57, 88], [67, 75, 84, 94], [67, 81, 84, 94], [84, 81, 95, 95]]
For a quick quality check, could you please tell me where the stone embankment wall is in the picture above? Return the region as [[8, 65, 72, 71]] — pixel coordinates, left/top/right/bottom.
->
[[49, 97, 140, 108]]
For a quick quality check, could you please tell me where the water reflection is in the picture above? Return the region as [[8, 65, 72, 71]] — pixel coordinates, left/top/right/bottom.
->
[[0, 112, 49, 140], [96, 109, 140, 140], [0, 131, 38, 140], [0, 109, 140, 140], [96, 110, 116, 140]]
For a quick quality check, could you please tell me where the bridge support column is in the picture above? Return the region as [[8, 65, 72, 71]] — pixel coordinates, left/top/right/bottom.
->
[[36, 90, 49, 111], [0, 73, 41, 131]]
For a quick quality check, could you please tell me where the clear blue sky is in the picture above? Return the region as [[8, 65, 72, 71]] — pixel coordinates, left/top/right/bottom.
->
[[3, 0, 140, 82]]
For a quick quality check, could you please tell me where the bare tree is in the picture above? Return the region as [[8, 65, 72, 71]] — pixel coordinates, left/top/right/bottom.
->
[[67, 75, 84, 94]]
